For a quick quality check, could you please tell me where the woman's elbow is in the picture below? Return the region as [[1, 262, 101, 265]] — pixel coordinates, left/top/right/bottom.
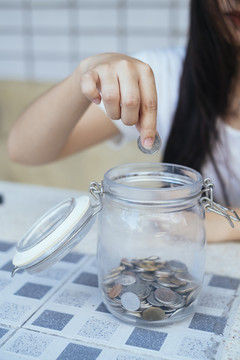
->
[[7, 131, 23, 164], [7, 131, 37, 165]]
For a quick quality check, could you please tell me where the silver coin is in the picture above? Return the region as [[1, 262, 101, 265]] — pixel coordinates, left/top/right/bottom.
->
[[137, 133, 161, 154], [126, 283, 151, 300], [117, 274, 136, 286], [138, 272, 155, 282], [174, 271, 196, 283], [154, 287, 179, 305], [103, 275, 120, 286], [157, 278, 180, 288], [147, 292, 164, 307], [170, 276, 187, 286], [140, 301, 152, 309], [121, 292, 141, 311], [147, 256, 161, 261], [120, 259, 134, 268], [151, 281, 167, 289], [167, 260, 188, 272], [126, 310, 142, 318], [176, 282, 199, 294], [169, 307, 186, 318], [166, 296, 185, 309], [155, 268, 173, 277], [185, 287, 200, 305], [110, 265, 125, 274]]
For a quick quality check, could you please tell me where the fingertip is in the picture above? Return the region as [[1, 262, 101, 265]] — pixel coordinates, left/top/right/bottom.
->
[[142, 137, 154, 149]]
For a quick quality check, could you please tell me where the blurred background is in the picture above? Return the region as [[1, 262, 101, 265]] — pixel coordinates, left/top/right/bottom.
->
[[0, 0, 190, 191]]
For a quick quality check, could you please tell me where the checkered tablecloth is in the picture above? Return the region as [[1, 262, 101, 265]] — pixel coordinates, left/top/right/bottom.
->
[[0, 181, 239, 360], [0, 243, 239, 360]]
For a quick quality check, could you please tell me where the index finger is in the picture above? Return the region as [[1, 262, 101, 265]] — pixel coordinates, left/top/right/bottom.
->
[[138, 64, 157, 149]]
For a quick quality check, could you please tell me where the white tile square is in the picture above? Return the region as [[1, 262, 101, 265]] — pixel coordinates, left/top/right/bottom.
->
[[34, 59, 70, 81], [0, 0, 19, 4], [33, 34, 70, 55], [78, 9, 118, 29], [127, 0, 167, 6], [0, 329, 68, 360], [78, 35, 118, 55], [4, 330, 53, 357], [31, 0, 69, 4], [127, 35, 168, 54], [32, 8, 69, 29], [0, 34, 24, 52], [168, 35, 188, 48], [0, 59, 25, 80], [171, 7, 190, 32], [127, 8, 169, 29], [0, 298, 35, 327], [179, 7, 190, 30], [0, 9, 23, 28], [76, 0, 118, 5]]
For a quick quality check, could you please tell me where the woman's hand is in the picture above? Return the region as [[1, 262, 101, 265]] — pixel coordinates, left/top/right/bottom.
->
[[206, 208, 240, 242], [8, 52, 158, 165], [78, 53, 158, 149]]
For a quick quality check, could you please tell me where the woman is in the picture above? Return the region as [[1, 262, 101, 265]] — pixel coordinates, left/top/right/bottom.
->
[[7, 0, 240, 241]]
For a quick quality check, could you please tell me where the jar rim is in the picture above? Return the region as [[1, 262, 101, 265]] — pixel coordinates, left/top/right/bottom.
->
[[103, 162, 203, 204]]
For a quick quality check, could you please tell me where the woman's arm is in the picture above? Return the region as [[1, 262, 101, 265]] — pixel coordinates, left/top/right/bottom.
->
[[205, 208, 240, 242], [8, 53, 158, 165]]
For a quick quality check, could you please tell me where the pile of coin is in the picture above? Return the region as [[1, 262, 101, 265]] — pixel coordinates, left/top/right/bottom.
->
[[102, 256, 200, 322]]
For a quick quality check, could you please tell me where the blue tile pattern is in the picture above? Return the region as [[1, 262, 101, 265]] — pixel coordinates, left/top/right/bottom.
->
[[0, 251, 238, 360], [73, 271, 98, 287], [0, 241, 13, 252], [1, 261, 23, 273], [0, 328, 8, 338], [15, 282, 52, 299], [96, 302, 110, 314], [209, 275, 240, 290], [125, 327, 168, 351], [57, 343, 102, 360], [189, 313, 228, 335], [61, 252, 84, 263], [32, 310, 73, 331]]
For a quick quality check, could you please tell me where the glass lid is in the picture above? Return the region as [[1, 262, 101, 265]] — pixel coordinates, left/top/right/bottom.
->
[[12, 195, 96, 276]]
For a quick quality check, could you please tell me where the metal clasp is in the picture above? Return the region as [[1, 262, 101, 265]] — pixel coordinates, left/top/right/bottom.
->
[[89, 181, 103, 215], [200, 178, 240, 227]]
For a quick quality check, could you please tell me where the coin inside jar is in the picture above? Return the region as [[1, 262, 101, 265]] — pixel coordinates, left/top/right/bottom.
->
[[137, 133, 161, 154], [102, 256, 201, 323], [154, 287, 179, 305], [108, 283, 122, 299], [121, 292, 141, 311], [142, 307, 165, 321]]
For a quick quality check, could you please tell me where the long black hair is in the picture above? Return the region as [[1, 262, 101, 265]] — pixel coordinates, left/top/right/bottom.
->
[[163, 0, 238, 204]]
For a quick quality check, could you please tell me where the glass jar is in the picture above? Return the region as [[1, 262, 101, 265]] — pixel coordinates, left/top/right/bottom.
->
[[97, 163, 205, 325], [12, 162, 239, 326]]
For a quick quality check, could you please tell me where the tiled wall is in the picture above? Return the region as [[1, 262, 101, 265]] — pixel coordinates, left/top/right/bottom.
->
[[0, 0, 190, 82]]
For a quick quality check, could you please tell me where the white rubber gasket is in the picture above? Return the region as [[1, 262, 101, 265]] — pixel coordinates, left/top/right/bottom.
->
[[13, 196, 90, 267]]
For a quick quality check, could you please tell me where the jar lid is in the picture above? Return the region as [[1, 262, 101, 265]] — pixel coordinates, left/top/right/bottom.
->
[[12, 195, 96, 276]]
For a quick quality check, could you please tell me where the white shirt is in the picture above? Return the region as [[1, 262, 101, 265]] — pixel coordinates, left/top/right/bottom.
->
[[101, 48, 240, 207]]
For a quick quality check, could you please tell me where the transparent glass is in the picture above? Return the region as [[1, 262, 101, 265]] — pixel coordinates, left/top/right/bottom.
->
[[97, 163, 206, 326]]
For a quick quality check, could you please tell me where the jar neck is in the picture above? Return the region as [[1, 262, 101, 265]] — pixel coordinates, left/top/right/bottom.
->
[[103, 163, 203, 206]]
